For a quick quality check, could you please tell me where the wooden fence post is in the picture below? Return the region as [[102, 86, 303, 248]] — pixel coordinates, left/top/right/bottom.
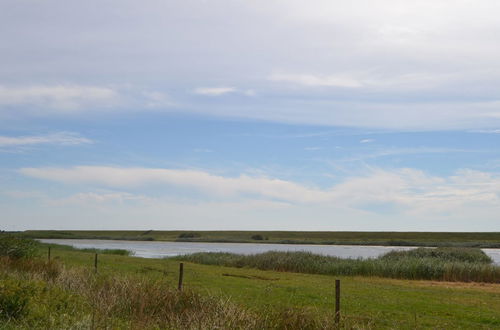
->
[[335, 279, 341, 325], [48, 247, 51, 262], [178, 263, 184, 291], [94, 253, 98, 273]]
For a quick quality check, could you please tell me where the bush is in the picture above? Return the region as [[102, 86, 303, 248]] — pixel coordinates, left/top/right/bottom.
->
[[0, 236, 38, 259], [0, 279, 35, 320], [251, 234, 264, 240]]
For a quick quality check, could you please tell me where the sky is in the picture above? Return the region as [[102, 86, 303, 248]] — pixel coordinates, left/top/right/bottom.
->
[[1, 0, 500, 231]]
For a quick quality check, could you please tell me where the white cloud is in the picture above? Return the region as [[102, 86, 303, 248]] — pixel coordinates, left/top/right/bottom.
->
[[0, 132, 92, 147], [0, 85, 118, 111], [339, 147, 481, 163], [360, 139, 374, 144], [8, 165, 500, 230], [193, 87, 236, 96], [217, 99, 500, 130], [268, 72, 363, 88], [470, 129, 500, 134], [18, 166, 500, 214], [243, 89, 256, 96], [192, 87, 256, 97], [19, 166, 325, 203], [56, 192, 149, 205], [268, 71, 458, 91], [2, 1, 500, 129]]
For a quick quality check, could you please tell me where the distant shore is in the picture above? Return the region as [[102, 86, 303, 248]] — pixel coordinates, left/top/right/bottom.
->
[[15, 230, 500, 248]]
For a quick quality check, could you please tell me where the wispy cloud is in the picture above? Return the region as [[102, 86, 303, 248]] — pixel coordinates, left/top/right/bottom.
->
[[360, 139, 375, 143], [18, 166, 500, 214], [0, 132, 92, 147], [469, 129, 500, 134], [0, 85, 118, 111], [19, 166, 322, 203], [192, 87, 257, 98], [56, 192, 150, 205], [193, 87, 236, 96], [268, 72, 363, 88], [338, 147, 483, 163], [141, 91, 174, 108], [193, 148, 213, 153]]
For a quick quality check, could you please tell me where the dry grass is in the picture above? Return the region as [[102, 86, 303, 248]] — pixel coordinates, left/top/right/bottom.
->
[[1, 257, 355, 329]]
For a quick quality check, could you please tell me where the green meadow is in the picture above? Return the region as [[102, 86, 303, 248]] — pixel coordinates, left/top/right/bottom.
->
[[1, 238, 499, 329], [18, 230, 500, 247]]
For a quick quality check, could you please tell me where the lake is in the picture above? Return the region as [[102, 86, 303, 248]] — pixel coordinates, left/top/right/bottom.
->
[[39, 239, 500, 264]]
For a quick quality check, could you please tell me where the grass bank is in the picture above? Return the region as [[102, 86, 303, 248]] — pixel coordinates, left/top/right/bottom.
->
[[2, 240, 500, 328], [2, 258, 341, 329], [16, 230, 500, 247], [177, 248, 500, 283]]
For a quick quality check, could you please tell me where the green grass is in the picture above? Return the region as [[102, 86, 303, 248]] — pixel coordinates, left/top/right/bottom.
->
[[176, 248, 500, 283], [1, 234, 131, 258], [49, 243, 131, 256], [16, 230, 500, 247], [1, 242, 496, 329]]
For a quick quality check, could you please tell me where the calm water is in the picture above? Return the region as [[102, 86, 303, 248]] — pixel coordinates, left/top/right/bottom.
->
[[39, 239, 500, 264]]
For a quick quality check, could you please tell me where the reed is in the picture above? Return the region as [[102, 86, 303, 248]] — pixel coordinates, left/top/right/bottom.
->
[[177, 248, 500, 283]]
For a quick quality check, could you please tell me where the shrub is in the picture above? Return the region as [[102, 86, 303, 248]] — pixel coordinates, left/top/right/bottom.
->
[[0, 279, 36, 320], [251, 234, 264, 240], [0, 236, 38, 259]]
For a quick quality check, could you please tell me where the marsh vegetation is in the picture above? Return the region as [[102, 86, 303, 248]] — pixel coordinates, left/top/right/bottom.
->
[[177, 247, 500, 283]]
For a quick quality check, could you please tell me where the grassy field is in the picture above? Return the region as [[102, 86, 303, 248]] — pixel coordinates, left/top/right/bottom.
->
[[17, 230, 500, 247], [2, 241, 499, 329]]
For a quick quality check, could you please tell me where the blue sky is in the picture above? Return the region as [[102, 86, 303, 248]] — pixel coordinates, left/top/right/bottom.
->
[[1, 0, 500, 231]]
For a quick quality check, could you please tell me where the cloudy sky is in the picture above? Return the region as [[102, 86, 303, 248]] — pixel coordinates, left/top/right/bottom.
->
[[1, 0, 500, 231]]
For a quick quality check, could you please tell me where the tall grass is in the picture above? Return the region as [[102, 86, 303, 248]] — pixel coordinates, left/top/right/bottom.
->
[[1, 256, 360, 329], [380, 247, 493, 263], [177, 248, 500, 283]]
